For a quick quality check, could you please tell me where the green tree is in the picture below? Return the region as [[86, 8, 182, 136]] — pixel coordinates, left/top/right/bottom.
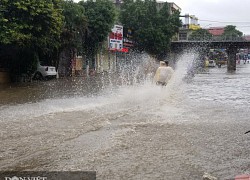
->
[[61, 0, 87, 51], [120, 0, 181, 58], [0, 0, 63, 49], [221, 25, 243, 40], [189, 29, 213, 41], [79, 0, 117, 69], [58, 0, 87, 75], [0, 0, 64, 78]]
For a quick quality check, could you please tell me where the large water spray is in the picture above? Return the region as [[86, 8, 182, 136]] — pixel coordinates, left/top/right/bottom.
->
[[0, 51, 201, 122]]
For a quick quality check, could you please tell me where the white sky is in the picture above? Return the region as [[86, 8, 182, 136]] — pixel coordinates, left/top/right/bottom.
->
[[73, 0, 250, 35], [172, 0, 250, 35]]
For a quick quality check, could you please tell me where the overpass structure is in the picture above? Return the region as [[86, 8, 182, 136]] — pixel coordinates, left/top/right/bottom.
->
[[170, 40, 250, 72]]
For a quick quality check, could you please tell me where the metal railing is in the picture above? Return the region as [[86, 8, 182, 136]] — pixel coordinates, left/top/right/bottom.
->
[[177, 35, 249, 42]]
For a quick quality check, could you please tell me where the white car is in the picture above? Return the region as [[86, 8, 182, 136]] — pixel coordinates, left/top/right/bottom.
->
[[208, 60, 216, 67], [33, 62, 57, 80]]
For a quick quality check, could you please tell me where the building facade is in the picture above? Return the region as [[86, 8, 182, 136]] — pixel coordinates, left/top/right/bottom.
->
[[178, 14, 201, 41]]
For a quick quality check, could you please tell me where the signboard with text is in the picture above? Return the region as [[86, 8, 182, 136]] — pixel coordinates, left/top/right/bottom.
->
[[109, 25, 123, 51], [123, 27, 134, 50]]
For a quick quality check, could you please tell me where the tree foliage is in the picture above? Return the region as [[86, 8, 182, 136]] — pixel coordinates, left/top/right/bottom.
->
[[0, 0, 64, 50], [221, 25, 243, 40], [79, 0, 117, 67], [189, 29, 213, 41], [61, 0, 87, 51], [0, 0, 64, 77], [120, 0, 181, 58], [56, 0, 87, 75], [0, 0, 117, 79]]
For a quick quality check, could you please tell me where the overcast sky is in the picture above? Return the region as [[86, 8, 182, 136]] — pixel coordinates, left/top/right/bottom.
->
[[173, 0, 250, 35]]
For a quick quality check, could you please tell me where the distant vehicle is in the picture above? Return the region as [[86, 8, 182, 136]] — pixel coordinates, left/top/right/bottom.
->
[[33, 61, 57, 80], [216, 60, 227, 65], [208, 60, 216, 67]]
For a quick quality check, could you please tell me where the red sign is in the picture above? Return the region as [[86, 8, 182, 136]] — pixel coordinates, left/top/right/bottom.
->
[[109, 48, 129, 53], [109, 32, 123, 40], [109, 25, 123, 50], [121, 48, 129, 52]]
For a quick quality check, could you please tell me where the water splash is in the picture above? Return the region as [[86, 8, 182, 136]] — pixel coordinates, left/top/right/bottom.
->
[[159, 51, 199, 103], [0, 52, 200, 121]]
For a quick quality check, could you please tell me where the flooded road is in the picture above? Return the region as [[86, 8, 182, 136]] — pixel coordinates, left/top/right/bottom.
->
[[0, 55, 250, 179]]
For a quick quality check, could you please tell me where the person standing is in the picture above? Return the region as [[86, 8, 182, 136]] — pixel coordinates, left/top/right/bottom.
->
[[154, 60, 174, 86]]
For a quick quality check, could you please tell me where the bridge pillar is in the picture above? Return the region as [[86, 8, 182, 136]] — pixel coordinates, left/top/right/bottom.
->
[[227, 46, 237, 72]]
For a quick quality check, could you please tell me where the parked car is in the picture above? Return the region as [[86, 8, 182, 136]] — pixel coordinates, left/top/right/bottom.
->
[[208, 60, 216, 67], [33, 62, 57, 80]]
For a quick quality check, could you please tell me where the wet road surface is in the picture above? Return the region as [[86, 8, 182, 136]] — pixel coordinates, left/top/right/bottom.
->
[[0, 57, 250, 179]]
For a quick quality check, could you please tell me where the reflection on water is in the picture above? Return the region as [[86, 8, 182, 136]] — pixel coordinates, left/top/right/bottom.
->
[[0, 53, 250, 179]]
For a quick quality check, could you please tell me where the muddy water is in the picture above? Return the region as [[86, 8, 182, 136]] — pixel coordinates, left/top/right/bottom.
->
[[0, 56, 249, 179]]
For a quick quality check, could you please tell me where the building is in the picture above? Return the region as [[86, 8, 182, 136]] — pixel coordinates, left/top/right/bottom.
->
[[156, 2, 181, 14], [178, 14, 201, 41], [168, 2, 182, 14], [207, 27, 225, 36]]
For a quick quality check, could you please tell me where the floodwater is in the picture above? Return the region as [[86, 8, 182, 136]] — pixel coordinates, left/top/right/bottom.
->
[[0, 54, 249, 180]]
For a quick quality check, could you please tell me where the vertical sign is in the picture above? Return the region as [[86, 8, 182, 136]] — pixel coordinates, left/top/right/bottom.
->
[[109, 25, 123, 51]]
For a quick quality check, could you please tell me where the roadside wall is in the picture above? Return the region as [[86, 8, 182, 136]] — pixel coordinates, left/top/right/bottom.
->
[[0, 71, 10, 83]]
